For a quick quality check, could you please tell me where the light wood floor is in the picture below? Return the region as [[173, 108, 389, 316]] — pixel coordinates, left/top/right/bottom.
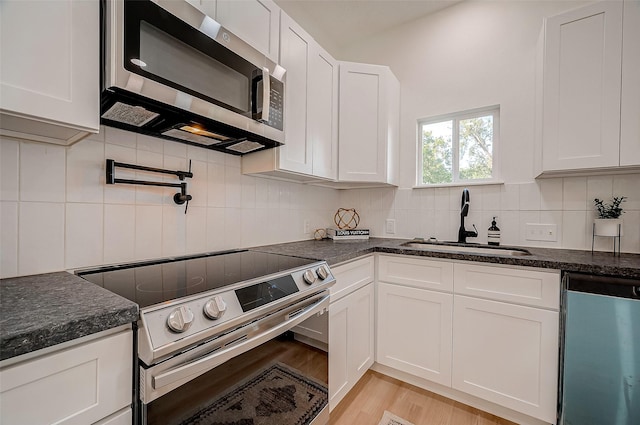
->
[[329, 370, 517, 425]]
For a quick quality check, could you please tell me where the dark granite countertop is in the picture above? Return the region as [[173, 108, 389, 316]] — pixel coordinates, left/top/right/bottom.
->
[[250, 238, 640, 279], [0, 272, 138, 362]]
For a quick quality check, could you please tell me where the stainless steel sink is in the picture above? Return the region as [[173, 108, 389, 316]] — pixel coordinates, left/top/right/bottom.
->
[[401, 241, 532, 257]]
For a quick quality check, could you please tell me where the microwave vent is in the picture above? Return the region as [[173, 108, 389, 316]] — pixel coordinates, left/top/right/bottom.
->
[[227, 140, 264, 154], [101, 102, 159, 127]]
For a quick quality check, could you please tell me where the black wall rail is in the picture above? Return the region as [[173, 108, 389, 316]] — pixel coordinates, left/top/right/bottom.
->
[[106, 159, 193, 213]]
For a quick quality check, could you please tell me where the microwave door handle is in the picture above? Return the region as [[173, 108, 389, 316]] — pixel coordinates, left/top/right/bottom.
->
[[261, 67, 270, 123]]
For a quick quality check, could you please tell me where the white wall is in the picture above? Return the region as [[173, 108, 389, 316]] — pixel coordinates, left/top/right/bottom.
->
[[0, 129, 339, 278], [332, 0, 639, 253]]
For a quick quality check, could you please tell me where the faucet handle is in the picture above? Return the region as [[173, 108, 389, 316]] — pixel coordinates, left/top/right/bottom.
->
[[470, 224, 479, 237]]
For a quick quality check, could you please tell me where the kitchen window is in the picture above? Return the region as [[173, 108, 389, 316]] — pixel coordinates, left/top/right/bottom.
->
[[417, 106, 500, 186]]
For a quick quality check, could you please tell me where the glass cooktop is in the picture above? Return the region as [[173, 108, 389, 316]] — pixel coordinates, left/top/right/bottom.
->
[[77, 250, 316, 308]]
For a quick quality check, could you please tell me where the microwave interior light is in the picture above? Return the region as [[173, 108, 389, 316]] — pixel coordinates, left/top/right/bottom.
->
[[130, 58, 147, 67], [180, 125, 231, 140]]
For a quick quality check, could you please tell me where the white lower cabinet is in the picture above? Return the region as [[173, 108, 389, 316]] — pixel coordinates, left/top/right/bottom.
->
[[328, 256, 375, 411], [452, 296, 559, 423], [376, 255, 560, 424], [0, 329, 133, 425], [377, 283, 452, 386]]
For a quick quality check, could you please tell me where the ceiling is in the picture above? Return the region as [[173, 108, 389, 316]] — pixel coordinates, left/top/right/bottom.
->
[[274, 0, 463, 56]]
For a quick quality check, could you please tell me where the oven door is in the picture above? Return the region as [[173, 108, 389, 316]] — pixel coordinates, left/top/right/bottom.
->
[[140, 292, 329, 425]]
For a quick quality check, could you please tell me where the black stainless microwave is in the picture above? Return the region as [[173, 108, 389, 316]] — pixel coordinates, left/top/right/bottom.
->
[[101, 0, 285, 155]]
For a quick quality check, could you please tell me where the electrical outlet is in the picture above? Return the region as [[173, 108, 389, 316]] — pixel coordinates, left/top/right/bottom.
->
[[304, 219, 311, 234], [385, 219, 396, 234], [525, 223, 557, 242]]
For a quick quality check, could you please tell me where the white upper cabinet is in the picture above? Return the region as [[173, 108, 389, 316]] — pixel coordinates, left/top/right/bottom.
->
[[620, 0, 640, 166], [242, 11, 338, 182], [338, 62, 399, 186], [215, 0, 280, 63], [542, 0, 640, 174], [0, 0, 100, 145]]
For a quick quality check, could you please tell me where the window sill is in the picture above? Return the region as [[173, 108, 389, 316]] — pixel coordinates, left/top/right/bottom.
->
[[412, 180, 504, 189]]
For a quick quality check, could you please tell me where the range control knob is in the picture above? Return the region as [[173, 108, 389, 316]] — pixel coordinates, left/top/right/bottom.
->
[[303, 269, 317, 285], [167, 306, 194, 333], [204, 296, 227, 320], [316, 265, 330, 280]]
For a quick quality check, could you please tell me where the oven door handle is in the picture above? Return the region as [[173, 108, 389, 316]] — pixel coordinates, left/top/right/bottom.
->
[[152, 293, 329, 391]]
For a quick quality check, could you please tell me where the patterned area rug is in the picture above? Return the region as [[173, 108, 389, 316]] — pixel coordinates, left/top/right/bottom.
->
[[178, 362, 327, 425], [378, 410, 415, 425]]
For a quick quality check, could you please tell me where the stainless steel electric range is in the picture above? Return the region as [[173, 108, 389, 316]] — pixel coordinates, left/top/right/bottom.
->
[[77, 249, 334, 425]]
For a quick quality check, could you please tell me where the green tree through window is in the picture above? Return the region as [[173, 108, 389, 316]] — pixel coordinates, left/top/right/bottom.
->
[[419, 107, 498, 185]]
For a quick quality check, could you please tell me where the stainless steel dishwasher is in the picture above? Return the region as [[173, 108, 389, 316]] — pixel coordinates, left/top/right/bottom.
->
[[560, 272, 640, 425]]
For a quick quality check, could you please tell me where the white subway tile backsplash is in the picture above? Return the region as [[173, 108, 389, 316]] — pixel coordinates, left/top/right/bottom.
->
[[186, 159, 208, 207], [206, 207, 226, 251], [224, 208, 242, 249], [613, 175, 640, 210], [19, 142, 65, 202], [4, 129, 640, 278], [66, 139, 104, 203], [104, 204, 135, 264], [1, 138, 19, 201], [163, 140, 187, 158], [134, 150, 165, 205], [563, 177, 587, 211], [104, 144, 136, 204], [185, 206, 207, 254], [224, 165, 242, 208], [65, 203, 103, 269], [134, 205, 163, 260], [500, 184, 520, 211], [137, 133, 164, 153], [162, 205, 187, 256], [19, 202, 64, 275], [1, 201, 18, 278], [586, 176, 613, 208], [105, 126, 137, 148], [519, 182, 540, 211], [562, 210, 587, 250], [539, 179, 563, 210]]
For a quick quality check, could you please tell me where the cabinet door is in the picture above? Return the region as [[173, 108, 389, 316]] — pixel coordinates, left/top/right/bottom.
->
[[329, 283, 374, 411], [0, 0, 99, 142], [377, 283, 453, 386], [338, 62, 389, 183], [309, 43, 339, 180], [543, 1, 623, 171], [216, 0, 280, 62], [452, 296, 558, 423], [0, 330, 132, 425], [620, 0, 640, 166], [278, 13, 312, 175]]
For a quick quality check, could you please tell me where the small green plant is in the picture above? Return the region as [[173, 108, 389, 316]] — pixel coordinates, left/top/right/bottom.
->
[[594, 196, 626, 219]]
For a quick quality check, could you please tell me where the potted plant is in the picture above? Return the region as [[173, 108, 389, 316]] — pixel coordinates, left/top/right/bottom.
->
[[593, 196, 626, 236]]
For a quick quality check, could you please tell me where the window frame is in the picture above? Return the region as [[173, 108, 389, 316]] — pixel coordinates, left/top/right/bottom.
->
[[415, 105, 501, 188]]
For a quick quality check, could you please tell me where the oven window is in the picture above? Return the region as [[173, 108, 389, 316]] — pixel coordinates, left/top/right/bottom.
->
[[235, 275, 299, 312]]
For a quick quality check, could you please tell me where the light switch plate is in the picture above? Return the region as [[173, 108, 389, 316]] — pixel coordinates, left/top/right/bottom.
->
[[525, 223, 557, 241], [385, 219, 396, 234]]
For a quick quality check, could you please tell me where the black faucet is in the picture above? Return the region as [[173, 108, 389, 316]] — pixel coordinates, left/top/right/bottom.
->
[[458, 188, 478, 243]]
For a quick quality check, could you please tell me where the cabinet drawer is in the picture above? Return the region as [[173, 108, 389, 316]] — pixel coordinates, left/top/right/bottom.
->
[[330, 255, 374, 302], [378, 255, 453, 292], [454, 263, 560, 309], [0, 330, 133, 425]]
